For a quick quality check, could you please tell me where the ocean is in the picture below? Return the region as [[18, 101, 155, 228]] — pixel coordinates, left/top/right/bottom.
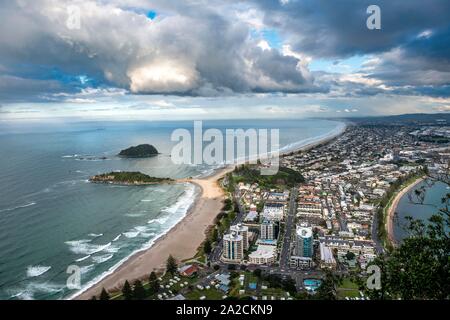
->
[[393, 179, 449, 243], [0, 119, 344, 300]]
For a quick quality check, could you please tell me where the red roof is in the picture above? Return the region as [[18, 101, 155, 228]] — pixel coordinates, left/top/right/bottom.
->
[[180, 264, 199, 276]]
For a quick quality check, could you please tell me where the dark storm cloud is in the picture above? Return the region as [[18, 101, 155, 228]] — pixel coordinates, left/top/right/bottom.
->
[[251, 0, 450, 96], [0, 0, 449, 101], [0, 0, 317, 100], [364, 26, 450, 96], [0, 75, 69, 102], [253, 0, 450, 57]]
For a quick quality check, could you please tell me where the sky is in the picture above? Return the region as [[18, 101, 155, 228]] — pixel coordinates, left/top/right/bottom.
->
[[0, 0, 450, 121]]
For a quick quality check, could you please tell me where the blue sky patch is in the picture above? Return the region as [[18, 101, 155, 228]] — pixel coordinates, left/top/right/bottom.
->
[[147, 10, 157, 20]]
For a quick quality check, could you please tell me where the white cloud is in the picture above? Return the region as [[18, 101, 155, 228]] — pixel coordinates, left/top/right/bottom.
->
[[127, 60, 199, 93], [257, 40, 271, 51]]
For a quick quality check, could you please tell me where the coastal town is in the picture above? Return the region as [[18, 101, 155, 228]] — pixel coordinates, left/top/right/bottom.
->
[[90, 117, 449, 301]]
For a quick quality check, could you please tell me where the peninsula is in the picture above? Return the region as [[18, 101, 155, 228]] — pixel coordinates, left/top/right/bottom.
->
[[89, 171, 173, 185]]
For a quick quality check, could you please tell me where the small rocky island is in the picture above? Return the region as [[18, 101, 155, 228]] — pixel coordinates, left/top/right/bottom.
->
[[89, 171, 173, 185], [118, 144, 159, 158]]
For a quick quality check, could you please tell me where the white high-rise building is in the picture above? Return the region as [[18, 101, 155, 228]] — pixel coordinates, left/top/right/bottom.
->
[[222, 231, 244, 263], [260, 220, 276, 240], [295, 226, 313, 257], [230, 223, 249, 250]]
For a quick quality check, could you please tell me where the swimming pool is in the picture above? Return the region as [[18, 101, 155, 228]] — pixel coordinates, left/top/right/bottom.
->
[[303, 279, 322, 291]]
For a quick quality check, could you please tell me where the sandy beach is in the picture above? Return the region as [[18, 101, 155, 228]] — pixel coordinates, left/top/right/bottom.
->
[[73, 166, 235, 300], [386, 176, 424, 246], [73, 123, 347, 300]]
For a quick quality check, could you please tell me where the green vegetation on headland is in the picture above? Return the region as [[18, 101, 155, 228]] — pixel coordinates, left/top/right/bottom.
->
[[89, 171, 173, 185], [231, 164, 305, 188], [118, 144, 159, 157], [366, 199, 449, 300], [417, 135, 450, 144]]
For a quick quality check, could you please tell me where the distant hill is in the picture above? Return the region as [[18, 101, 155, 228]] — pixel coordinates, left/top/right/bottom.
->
[[118, 144, 159, 158], [342, 113, 450, 125]]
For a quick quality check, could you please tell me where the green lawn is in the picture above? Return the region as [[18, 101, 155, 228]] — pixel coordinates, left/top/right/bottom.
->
[[340, 278, 359, 290], [261, 287, 289, 299], [185, 288, 225, 300], [337, 289, 360, 299], [337, 278, 361, 299]]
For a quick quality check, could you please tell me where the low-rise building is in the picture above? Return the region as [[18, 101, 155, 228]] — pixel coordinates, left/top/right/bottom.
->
[[319, 242, 336, 269], [248, 245, 277, 265]]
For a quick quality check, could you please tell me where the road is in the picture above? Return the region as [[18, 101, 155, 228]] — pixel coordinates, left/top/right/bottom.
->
[[210, 189, 246, 263], [371, 206, 385, 254], [279, 186, 298, 270]]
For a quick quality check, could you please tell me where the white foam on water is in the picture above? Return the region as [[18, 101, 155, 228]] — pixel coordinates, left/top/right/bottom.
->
[[80, 264, 95, 275], [67, 182, 200, 300], [112, 234, 121, 242], [139, 232, 156, 238], [123, 231, 139, 238], [147, 216, 169, 225], [75, 255, 91, 262], [0, 202, 36, 213], [65, 239, 111, 255], [141, 199, 153, 202], [26, 265, 51, 278], [13, 282, 64, 300], [91, 254, 114, 264], [104, 245, 120, 253], [88, 233, 103, 237], [125, 212, 145, 217], [134, 226, 147, 232]]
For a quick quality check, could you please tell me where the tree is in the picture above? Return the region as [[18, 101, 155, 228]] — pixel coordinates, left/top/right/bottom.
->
[[166, 255, 178, 275], [211, 228, 218, 242], [133, 280, 146, 300], [366, 169, 449, 300], [90, 295, 97, 301], [99, 288, 110, 300], [222, 199, 233, 211], [122, 280, 133, 300], [345, 251, 355, 260], [149, 271, 160, 295], [149, 271, 157, 282], [253, 268, 262, 279], [366, 212, 449, 299], [281, 277, 297, 294], [265, 274, 282, 289], [315, 272, 341, 300], [203, 239, 212, 255]]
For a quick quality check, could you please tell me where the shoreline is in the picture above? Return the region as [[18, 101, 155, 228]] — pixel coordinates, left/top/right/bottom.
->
[[72, 166, 234, 300], [72, 121, 347, 300], [386, 176, 425, 247]]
